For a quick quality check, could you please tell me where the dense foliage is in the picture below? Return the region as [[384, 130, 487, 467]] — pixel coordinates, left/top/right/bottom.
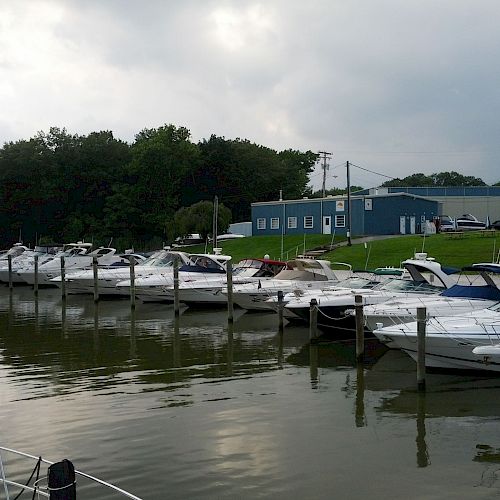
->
[[381, 171, 487, 187], [0, 125, 316, 249]]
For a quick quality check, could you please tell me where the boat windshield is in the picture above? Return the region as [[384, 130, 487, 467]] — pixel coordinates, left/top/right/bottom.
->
[[377, 279, 444, 293], [335, 277, 379, 289], [141, 251, 186, 267], [233, 259, 285, 277], [64, 247, 88, 256], [489, 302, 500, 312]]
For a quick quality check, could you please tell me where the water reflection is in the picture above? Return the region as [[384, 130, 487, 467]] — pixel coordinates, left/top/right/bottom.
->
[[355, 363, 365, 428], [0, 288, 311, 406], [3, 287, 500, 498], [416, 392, 429, 468]]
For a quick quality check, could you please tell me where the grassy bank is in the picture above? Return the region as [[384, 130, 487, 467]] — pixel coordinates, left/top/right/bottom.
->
[[175, 231, 499, 269], [326, 232, 500, 269]]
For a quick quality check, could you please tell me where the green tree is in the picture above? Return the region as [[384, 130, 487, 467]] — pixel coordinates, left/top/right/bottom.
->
[[381, 171, 486, 187], [191, 136, 314, 221], [124, 124, 200, 240], [309, 186, 364, 198], [172, 200, 231, 240]]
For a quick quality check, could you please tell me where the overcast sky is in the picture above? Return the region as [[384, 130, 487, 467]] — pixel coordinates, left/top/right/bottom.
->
[[1, 0, 500, 190]]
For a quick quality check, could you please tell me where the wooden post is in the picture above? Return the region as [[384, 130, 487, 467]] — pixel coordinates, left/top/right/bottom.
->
[[354, 294, 364, 361], [417, 307, 427, 391], [93, 256, 99, 303], [309, 298, 318, 340], [60, 256, 66, 299], [226, 260, 234, 324], [173, 257, 180, 317], [129, 256, 136, 309], [34, 254, 39, 295], [7, 254, 12, 290], [277, 290, 284, 334]]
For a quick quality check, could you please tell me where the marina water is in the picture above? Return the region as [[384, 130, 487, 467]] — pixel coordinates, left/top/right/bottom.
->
[[1, 287, 500, 499]]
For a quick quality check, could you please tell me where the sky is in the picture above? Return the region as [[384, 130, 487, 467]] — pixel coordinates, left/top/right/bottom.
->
[[1, 0, 500, 191]]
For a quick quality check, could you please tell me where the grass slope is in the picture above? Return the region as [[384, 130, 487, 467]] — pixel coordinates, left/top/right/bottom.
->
[[174, 232, 500, 269], [325, 233, 500, 269]]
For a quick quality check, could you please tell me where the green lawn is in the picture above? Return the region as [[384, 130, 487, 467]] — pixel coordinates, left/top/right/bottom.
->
[[325, 232, 500, 269], [173, 231, 500, 269]]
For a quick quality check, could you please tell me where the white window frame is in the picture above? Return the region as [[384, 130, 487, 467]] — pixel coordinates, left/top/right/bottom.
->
[[335, 215, 346, 228], [287, 216, 297, 229], [257, 218, 266, 230], [270, 217, 280, 230], [304, 215, 314, 229]]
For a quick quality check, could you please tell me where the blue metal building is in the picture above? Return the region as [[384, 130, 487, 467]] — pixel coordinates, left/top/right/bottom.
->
[[252, 193, 440, 236]]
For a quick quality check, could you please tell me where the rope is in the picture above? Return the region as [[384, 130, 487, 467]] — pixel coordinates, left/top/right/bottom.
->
[[10, 456, 41, 500]]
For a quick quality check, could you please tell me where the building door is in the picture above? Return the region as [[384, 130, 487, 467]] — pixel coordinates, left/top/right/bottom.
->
[[322, 216, 332, 235], [400, 216, 406, 234], [410, 216, 416, 234]]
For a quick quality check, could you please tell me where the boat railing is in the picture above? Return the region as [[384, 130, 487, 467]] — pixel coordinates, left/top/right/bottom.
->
[[0, 446, 142, 500]]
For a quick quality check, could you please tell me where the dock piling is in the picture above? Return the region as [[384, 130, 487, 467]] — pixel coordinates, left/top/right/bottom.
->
[[60, 256, 66, 299], [129, 256, 136, 309], [309, 298, 318, 340], [173, 257, 180, 317], [277, 290, 284, 334], [354, 294, 364, 361], [33, 255, 39, 295], [417, 307, 427, 391], [93, 256, 99, 303], [7, 255, 12, 290], [226, 260, 234, 324]]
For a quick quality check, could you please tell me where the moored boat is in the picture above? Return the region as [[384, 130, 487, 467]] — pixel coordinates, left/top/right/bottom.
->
[[363, 263, 500, 331], [372, 304, 500, 371]]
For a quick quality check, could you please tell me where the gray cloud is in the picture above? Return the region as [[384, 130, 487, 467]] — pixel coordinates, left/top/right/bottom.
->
[[1, 0, 500, 188]]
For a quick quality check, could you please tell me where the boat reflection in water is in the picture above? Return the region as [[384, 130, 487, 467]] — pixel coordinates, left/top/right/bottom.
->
[[2, 287, 500, 497]]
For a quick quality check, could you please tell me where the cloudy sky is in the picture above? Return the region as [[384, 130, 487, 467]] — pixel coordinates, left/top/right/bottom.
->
[[1, 0, 500, 190]]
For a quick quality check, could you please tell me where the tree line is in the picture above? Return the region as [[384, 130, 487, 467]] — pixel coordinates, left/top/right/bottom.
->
[[0, 125, 316, 249]]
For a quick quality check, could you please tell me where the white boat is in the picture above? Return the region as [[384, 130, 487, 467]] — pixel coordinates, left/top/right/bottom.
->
[[0, 243, 32, 281], [18, 242, 93, 285], [472, 343, 500, 362], [0, 445, 141, 499], [51, 249, 192, 296], [19, 243, 127, 287], [363, 263, 500, 331], [158, 258, 289, 306], [373, 304, 500, 372], [283, 253, 461, 331], [455, 213, 487, 231], [0, 245, 60, 284], [117, 252, 233, 303], [226, 259, 353, 312]]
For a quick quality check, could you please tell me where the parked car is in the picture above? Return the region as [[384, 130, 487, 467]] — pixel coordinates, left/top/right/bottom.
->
[[437, 215, 455, 232], [490, 220, 500, 230]]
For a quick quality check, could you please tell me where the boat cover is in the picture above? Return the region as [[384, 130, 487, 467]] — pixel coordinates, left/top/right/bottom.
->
[[441, 284, 500, 301]]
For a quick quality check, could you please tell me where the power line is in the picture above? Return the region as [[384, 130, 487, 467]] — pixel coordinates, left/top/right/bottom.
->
[[349, 162, 397, 180]]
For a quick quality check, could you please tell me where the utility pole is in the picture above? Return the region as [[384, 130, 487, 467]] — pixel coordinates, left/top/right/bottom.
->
[[318, 151, 332, 198], [346, 161, 352, 246]]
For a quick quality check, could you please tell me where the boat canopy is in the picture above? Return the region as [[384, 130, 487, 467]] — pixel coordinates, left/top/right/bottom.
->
[[441, 284, 500, 301]]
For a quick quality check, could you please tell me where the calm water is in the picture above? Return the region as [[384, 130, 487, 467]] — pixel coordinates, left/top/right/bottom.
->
[[1, 287, 500, 499]]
